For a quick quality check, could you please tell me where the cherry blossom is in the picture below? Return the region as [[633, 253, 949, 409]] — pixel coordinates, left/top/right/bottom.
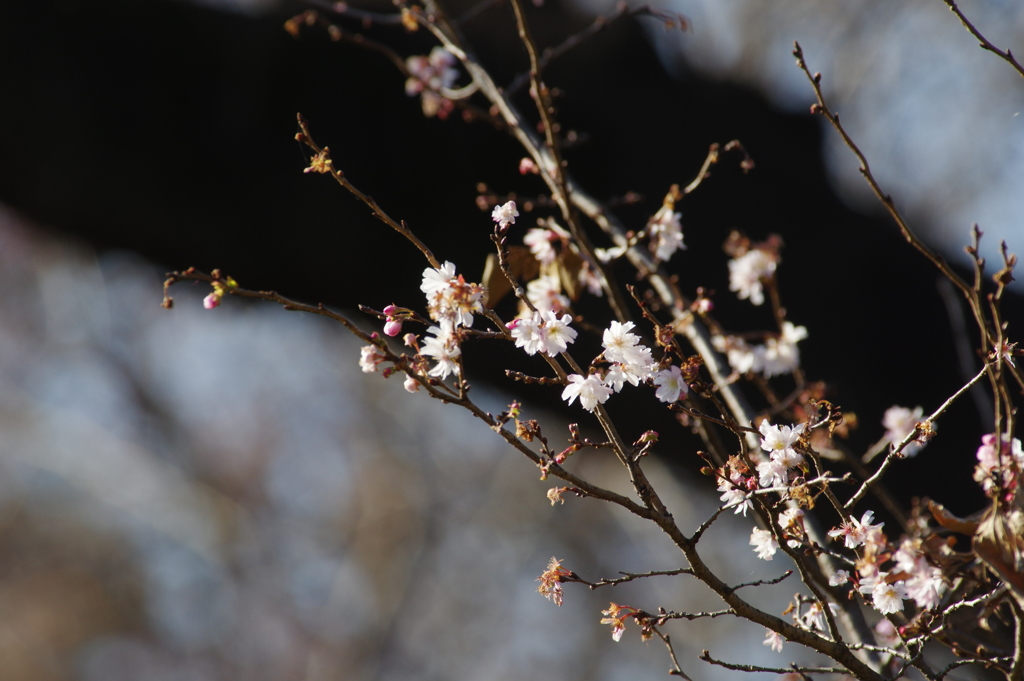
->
[[827, 510, 884, 549], [562, 373, 613, 412], [536, 311, 577, 356], [829, 569, 850, 586], [883, 405, 926, 456], [973, 433, 1024, 494], [653, 365, 688, 403], [602, 321, 654, 369], [421, 261, 457, 295], [718, 469, 751, 516], [894, 538, 946, 610], [523, 222, 570, 264], [871, 578, 907, 615], [536, 557, 574, 607], [604, 361, 652, 393], [491, 200, 519, 229], [763, 629, 784, 652], [405, 47, 459, 118], [359, 345, 386, 373], [759, 421, 805, 468], [600, 603, 637, 642], [760, 321, 808, 377], [420, 261, 484, 329], [750, 527, 778, 560], [800, 601, 838, 633], [647, 205, 685, 261], [511, 310, 577, 357], [420, 325, 461, 379], [526, 274, 570, 313], [728, 248, 776, 305]]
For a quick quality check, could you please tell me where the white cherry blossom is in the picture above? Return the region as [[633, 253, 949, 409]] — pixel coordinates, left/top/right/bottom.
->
[[728, 248, 776, 305], [653, 365, 688, 403], [491, 200, 519, 229], [561, 373, 613, 412]]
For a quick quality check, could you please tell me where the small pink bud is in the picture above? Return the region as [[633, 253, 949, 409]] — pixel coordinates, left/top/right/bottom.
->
[[519, 157, 538, 175], [384, 319, 403, 337], [695, 299, 713, 314], [383, 304, 399, 316], [203, 293, 221, 310], [403, 333, 419, 348], [404, 375, 420, 393], [506, 318, 521, 330]]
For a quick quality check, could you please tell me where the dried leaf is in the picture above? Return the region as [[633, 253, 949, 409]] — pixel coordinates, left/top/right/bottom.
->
[[929, 500, 981, 535]]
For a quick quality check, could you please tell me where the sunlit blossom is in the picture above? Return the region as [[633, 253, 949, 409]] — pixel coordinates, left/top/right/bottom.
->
[[491, 200, 519, 229], [653, 365, 688, 403], [750, 527, 778, 560], [562, 373, 613, 412]]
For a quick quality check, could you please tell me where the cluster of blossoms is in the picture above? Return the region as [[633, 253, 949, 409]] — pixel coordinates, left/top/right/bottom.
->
[[974, 432, 1024, 498], [508, 310, 577, 357], [417, 261, 486, 379], [825, 510, 921, 617], [560, 321, 689, 413], [728, 245, 777, 306], [713, 321, 808, 378], [404, 46, 459, 118], [536, 557, 573, 607], [717, 455, 756, 516], [755, 420, 806, 489], [359, 259, 486, 385], [647, 204, 685, 262]]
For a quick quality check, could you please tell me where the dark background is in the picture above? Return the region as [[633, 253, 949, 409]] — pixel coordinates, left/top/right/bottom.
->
[[2, 0, 1017, 515]]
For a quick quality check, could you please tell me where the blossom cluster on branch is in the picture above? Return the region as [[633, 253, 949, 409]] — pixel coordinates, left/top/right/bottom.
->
[[163, 3, 1024, 680]]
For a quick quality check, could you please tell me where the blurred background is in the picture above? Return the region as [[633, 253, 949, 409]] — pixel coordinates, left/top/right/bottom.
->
[[0, 0, 1021, 679]]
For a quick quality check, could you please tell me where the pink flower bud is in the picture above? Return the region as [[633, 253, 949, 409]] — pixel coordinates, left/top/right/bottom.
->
[[384, 319, 403, 337], [519, 157, 538, 175], [403, 333, 419, 348], [203, 293, 221, 310], [404, 375, 420, 393], [383, 304, 399, 316], [506, 318, 521, 330]]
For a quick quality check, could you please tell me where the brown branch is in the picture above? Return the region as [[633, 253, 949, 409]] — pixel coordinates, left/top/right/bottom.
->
[[699, 650, 849, 675]]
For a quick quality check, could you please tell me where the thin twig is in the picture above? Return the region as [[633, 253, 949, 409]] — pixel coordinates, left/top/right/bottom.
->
[[941, 0, 1024, 79], [569, 567, 694, 589], [699, 650, 848, 675], [845, 362, 989, 509], [792, 42, 992, 351], [296, 115, 441, 269]]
